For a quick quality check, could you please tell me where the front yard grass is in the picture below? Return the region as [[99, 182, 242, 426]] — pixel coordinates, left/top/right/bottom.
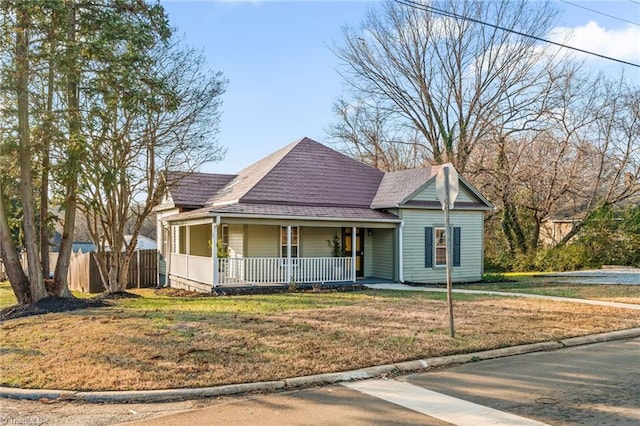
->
[[1, 284, 639, 392]]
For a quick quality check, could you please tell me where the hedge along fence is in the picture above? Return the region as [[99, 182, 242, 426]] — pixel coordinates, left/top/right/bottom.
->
[[68, 249, 158, 293]]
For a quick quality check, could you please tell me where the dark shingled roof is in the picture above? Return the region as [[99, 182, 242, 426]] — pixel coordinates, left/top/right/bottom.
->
[[371, 167, 440, 209], [209, 137, 384, 208], [166, 171, 236, 208], [161, 137, 492, 222]]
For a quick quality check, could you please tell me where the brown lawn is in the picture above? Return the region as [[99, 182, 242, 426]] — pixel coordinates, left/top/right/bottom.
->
[[1, 289, 639, 391]]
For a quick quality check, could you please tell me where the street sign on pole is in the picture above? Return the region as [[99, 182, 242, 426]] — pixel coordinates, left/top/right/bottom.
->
[[435, 164, 459, 338], [436, 163, 459, 210]]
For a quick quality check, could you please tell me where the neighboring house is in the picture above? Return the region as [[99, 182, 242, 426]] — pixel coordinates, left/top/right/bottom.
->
[[155, 137, 493, 291], [104, 235, 158, 251], [540, 190, 640, 247], [51, 232, 96, 253], [539, 216, 583, 247]]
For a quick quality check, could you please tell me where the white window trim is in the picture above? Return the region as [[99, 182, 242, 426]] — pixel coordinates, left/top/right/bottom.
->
[[434, 226, 447, 268], [280, 226, 299, 259], [221, 224, 229, 250]]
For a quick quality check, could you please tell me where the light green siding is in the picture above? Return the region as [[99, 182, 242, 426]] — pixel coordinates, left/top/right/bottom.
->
[[411, 181, 475, 203], [178, 227, 186, 254], [246, 225, 279, 257], [372, 228, 394, 280], [401, 209, 483, 283], [190, 223, 211, 257], [364, 230, 373, 277], [228, 224, 244, 258], [156, 207, 179, 257], [301, 227, 339, 257]]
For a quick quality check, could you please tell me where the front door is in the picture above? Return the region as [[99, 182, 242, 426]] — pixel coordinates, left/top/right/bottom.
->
[[343, 228, 364, 277]]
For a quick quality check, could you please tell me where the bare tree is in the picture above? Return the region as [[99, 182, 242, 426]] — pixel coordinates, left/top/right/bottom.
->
[[328, 97, 427, 171], [332, 0, 568, 172], [471, 73, 639, 253], [331, 0, 639, 265], [78, 42, 226, 294], [554, 77, 640, 244]]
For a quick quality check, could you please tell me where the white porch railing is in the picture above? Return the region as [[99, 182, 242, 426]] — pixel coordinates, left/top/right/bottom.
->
[[169, 255, 354, 286], [170, 253, 213, 284], [218, 257, 353, 285]]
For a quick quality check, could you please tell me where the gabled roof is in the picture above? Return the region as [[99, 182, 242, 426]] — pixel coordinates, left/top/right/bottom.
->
[[161, 137, 493, 222], [208, 137, 384, 208], [166, 171, 236, 209], [371, 167, 440, 209]]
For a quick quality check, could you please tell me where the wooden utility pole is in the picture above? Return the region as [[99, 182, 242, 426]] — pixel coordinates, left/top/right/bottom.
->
[[444, 167, 454, 338]]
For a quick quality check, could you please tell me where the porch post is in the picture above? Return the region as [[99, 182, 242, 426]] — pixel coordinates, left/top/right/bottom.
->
[[212, 217, 220, 287], [164, 223, 171, 288], [352, 226, 356, 283], [185, 225, 190, 280], [287, 225, 292, 283]]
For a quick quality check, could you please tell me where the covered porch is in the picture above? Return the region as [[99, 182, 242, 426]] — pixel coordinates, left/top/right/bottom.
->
[[160, 216, 400, 291]]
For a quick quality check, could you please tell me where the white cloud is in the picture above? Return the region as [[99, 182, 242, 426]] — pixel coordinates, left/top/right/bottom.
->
[[548, 21, 640, 64]]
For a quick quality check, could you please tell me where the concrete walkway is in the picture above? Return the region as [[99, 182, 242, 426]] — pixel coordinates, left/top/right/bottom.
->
[[364, 283, 640, 310], [538, 268, 640, 285]]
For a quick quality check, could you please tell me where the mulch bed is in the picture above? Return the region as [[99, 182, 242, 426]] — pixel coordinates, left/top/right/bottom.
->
[[0, 285, 366, 322], [0, 296, 114, 322]]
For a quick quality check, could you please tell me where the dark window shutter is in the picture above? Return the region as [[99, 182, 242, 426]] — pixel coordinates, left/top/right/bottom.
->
[[425, 227, 433, 268], [453, 227, 461, 267]]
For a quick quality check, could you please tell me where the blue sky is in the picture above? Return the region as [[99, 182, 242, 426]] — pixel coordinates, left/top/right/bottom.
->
[[161, 0, 640, 175]]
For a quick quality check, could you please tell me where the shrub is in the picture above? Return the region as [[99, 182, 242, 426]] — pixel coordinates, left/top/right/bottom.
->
[[482, 272, 507, 282]]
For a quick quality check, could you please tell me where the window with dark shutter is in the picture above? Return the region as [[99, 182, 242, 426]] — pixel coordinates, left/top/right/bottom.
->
[[425, 227, 433, 268], [453, 227, 461, 267]]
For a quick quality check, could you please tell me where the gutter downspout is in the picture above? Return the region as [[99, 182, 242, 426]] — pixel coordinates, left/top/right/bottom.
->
[[399, 220, 404, 283], [212, 216, 220, 288]]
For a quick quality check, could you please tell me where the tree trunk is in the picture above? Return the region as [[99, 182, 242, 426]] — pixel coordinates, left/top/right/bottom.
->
[[53, 1, 78, 298], [40, 16, 57, 283], [117, 253, 132, 294], [0, 186, 31, 305], [16, 5, 47, 303], [558, 221, 585, 246]]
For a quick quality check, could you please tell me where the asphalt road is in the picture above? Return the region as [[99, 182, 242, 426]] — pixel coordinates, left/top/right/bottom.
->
[[402, 337, 640, 425], [117, 338, 639, 426], [2, 338, 637, 425]]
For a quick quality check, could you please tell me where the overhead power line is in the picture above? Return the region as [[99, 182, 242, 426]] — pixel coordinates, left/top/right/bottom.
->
[[393, 0, 640, 68], [560, 0, 639, 27]]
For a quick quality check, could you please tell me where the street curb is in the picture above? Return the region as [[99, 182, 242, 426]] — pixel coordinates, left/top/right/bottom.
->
[[2, 327, 639, 403]]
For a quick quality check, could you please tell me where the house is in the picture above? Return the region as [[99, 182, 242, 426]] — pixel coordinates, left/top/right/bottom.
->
[[104, 235, 158, 251], [155, 137, 493, 291]]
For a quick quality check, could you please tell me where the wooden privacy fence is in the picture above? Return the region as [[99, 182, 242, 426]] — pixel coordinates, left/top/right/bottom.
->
[[67, 249, 158, 293]]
